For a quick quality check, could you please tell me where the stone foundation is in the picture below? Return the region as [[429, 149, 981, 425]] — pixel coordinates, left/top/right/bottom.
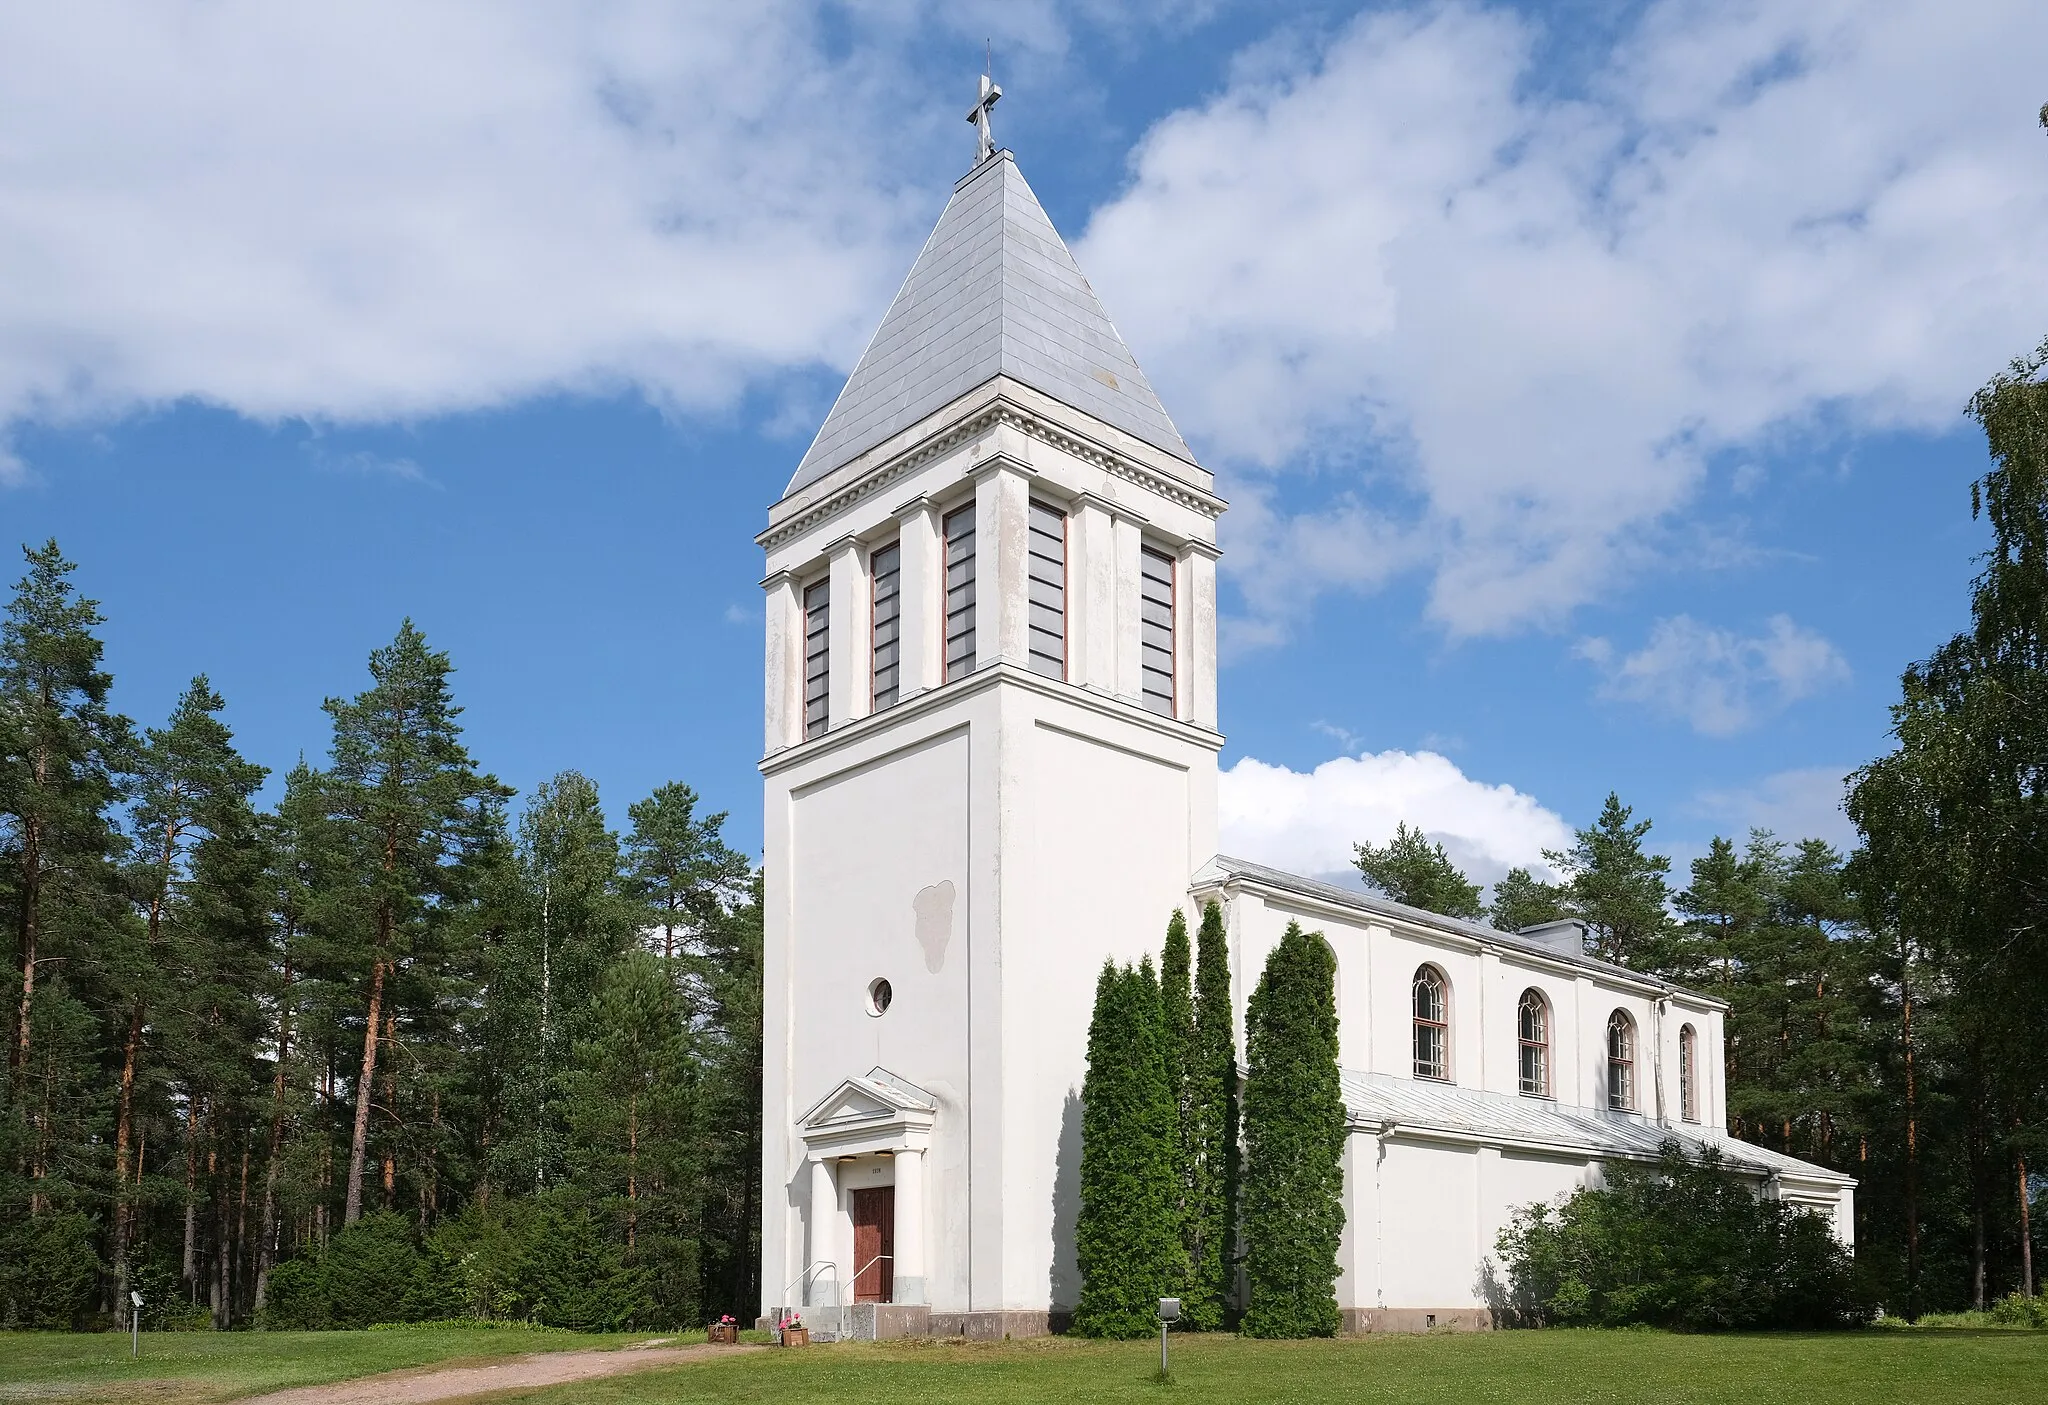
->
[[924, 1310, 1071, 1339], [1342, 1307, 1493, 1334], [758, 1305, 1065, 1341], [846, 1303, 932, 1339]]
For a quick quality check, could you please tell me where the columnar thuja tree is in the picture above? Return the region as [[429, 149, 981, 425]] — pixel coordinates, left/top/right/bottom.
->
[[1159, 910, 1194, 1297], [1241, 921, 1345, 1338], [1185, 900, 1238, 1329], [1074, 956, 1181, 1337]]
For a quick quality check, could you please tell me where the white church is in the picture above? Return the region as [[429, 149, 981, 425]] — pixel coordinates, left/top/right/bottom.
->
[[756, 86, 1855, 1340]]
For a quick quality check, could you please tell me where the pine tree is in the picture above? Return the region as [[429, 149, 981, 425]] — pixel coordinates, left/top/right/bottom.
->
[[1353, 823, 1484, 919], [1241, 921, 1344, 1339], [0, 541, 128, 1103], [1488, 866, 1566, 934], [1185, 899, 1237, 1330], [0, 542, 129, 1254], [1544, 793, 1674, 967], [165, 734, 273, 1325], [1074, 958, 1180, 1338], [624, 782, 749, 965], [321, 621, 506, 1225], [111, 677, 267, 1322], [255, 762, 326, 1311]]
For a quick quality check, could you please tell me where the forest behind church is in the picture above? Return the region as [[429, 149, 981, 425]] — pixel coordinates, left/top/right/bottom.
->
[[4, 349, 2048, 1329], [0, 585, 763, 1331]]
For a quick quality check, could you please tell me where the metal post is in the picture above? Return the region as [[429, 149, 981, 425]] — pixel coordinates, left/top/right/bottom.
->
[[130, 1292, 143, 1358], [1157, 1296, 1179, 1378]]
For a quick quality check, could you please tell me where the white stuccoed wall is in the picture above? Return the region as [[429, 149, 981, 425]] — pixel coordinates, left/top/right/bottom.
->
[[1202, 877, 1830, 1318], [759, 376, 1223, 1327]]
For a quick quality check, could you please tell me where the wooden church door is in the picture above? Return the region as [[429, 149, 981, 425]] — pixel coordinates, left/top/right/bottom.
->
[[851, 1186, 895, 1303]]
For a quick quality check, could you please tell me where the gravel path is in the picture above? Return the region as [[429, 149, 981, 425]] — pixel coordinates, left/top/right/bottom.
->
[[235, 1341, 760, 1405]]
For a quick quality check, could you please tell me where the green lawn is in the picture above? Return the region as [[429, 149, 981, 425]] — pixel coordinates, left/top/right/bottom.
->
[[482, 1329, 2047, 1405], [0, 1327, 2041, 1405], [0, 1324, 654, 1403]]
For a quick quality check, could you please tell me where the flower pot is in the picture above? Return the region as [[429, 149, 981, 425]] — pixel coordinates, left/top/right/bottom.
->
[[780, 1326, 810, 1347], [708, 1323, 738, 1344]]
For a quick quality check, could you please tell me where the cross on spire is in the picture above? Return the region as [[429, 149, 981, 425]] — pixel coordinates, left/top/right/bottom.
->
[[966, 71, 1001, 165]]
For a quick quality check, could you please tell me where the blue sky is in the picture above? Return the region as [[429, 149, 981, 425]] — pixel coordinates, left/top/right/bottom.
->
[[3, 2, 2041, 895]]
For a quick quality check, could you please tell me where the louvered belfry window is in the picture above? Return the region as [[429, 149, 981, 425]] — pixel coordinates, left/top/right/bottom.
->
[[1140, 546, 1176, 716], [871, 542, 901, 710], [802, 577, 829, 740], [944, 505, 976, 682], [1027, 500, 1067, 679]]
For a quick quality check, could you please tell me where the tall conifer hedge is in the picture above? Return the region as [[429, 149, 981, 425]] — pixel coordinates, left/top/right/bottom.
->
[[1185, 899, 1238, 1329], [1159, 910, 1195, 1298], [1241, 921, 1345, 1338], [1073, 956, 1181, 1337]]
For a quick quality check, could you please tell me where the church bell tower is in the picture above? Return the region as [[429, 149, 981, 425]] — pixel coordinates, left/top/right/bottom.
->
[[757, 86, 1223, 1337]]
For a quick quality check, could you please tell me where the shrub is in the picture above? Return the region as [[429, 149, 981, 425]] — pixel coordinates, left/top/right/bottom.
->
[[0, 1211, 100, 1329], [522, 1200, 653, 1331], [1987, 1291, 2048, 1328], [133, 1258, 213, 1331], [257, 1212, 459, 1330], [259, 1257, 330, 1331], [432, 1199, 537, 1321], [1496, 1140, 1873, 1331]]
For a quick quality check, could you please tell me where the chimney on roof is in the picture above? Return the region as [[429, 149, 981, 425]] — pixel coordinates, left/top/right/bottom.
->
[[1518, 918, 1588, 957]]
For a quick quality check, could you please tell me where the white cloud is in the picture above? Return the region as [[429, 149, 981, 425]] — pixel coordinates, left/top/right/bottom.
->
[[1693, 765, 1857, 851], [0, 5, 959, 455], [1580, 613, 1849, 735], [1078, 1, 2048, 640], [302, 444, 430, 485], [1217, 748, 1571, 891], [0, 2, 1251, 476]]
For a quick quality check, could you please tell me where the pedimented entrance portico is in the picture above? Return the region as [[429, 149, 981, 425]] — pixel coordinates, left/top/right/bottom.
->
[[791, 1068, 935, 1329]]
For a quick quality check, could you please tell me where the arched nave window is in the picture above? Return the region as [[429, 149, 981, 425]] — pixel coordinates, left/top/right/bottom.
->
[[1679, 1023, 1699, 1123], [1517, 989, 1550, 1097], [1606, 1010, 1637, 1112], [1412, 965, 1450, 1081]]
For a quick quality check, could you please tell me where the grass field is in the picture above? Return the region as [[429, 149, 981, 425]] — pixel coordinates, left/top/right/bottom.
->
[[489, 1330, 2048, 1405], [0, 1324, 652, 1402], [1, 1326, 2042, 1405]]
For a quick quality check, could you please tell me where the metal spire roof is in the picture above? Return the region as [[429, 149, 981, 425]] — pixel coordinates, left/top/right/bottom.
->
[[786, 149, 1197, 495]]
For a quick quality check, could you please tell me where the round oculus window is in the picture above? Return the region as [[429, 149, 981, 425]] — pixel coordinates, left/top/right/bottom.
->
[[867, 978, 893, 1017]]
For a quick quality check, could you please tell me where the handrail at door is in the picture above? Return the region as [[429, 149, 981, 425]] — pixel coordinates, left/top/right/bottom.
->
[[849, 1253, 894, 1304]]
